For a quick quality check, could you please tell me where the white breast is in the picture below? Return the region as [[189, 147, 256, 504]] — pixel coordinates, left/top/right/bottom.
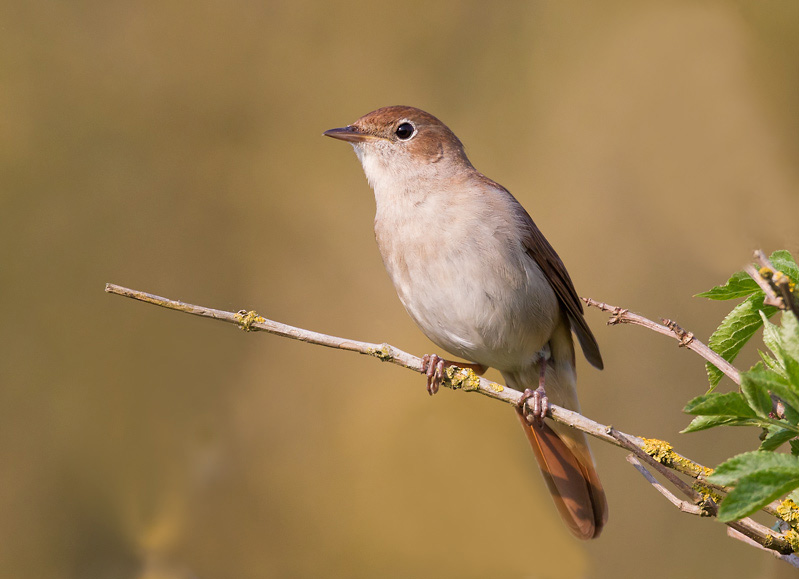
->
[[371, 174, 559, 372]]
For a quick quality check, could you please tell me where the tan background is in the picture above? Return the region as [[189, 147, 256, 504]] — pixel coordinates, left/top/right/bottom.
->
[[3, 1, 799, 577]]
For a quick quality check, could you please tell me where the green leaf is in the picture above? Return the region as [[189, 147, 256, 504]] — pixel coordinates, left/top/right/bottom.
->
[[770, 250, 799, 282], [759, 428, 797, 451], [709, 451, 799, 484], [783, 355, 799, 396], [791, 440, 799, 457], [760, 311, 784, 364], [760, 311, 799, 375], [741, 371, 773, 417], [681, 415, 768, 433], [696, 250, 796, 302], [706, 294, 777, 387], [684, 392, 757, 417], [779, 311, 799, 362], [758, 350, 786, 378], [696, 270, 760, 301], [744, 364, 799, 417], [716, 470, 799, 521]]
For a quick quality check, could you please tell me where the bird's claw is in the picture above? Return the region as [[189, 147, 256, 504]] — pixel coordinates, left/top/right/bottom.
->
[[421, 353, 445, 395], [519, 387, 549, 427]]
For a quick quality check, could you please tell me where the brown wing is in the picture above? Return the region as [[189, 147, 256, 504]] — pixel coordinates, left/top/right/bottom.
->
[[520, 209, 604, 370], [479, 175, 603, 370]]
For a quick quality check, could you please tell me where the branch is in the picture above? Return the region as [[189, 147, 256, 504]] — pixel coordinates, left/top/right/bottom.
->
[[581, 295, 794, 518], [103, 284, 619, 447], [611, 429, 705, 505], [612, 429, 793, 554], [582, 297, 741, 385], [727, 528, 799, 568], [105, 283, 795, 559], [625, 455, 703, 515], [745, 263, 782, 309]]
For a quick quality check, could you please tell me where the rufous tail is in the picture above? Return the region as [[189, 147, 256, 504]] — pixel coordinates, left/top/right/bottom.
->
[[515, 409, 608, 539]]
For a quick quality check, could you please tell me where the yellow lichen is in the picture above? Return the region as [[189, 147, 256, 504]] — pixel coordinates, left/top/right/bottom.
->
[[784, 530, 799, 552], [642, 438, 675, 465], [641, 438, 714, 477], [777, 499, 799, 529], [367, 345, 393, 362], [235, 310, 264, 331], [489, 382, 504, 393], [692, 482, 724, 505], [445, 366, 481, 392]]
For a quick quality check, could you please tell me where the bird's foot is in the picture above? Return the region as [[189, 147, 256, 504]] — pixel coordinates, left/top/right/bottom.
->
[[519, 387, 549, 427], [420, 355, 487, 395], [519, 349, 550, 425], [421, 354, 446, 395]]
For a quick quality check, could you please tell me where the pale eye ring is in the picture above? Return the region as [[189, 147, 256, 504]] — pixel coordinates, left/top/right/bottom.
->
[[395, 121, 416, 141]]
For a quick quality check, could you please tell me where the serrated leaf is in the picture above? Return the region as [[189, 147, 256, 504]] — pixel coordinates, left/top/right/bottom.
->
[[783, 355, 799, 395], [697, 250, 796, 302], [759, 428, 797, 451], [708, 450, 799, 485], [709, 451, 799, 484], [782, 402, 799, 427], [706, 294, 777, 387], [760, 311, 799, 375], [716, 470, 799, 521], [684, 392, 757, 417], [760, 311, 784, 363], [696, 270, 760, 301], [767, 387, 799, 424], [681, 415, 767, 433], [759, 350, 786, 378], [747, 360, 799, 421], [769, 250, 799, 283], [779, 311, 799, 361], [741, 364, 799, 426], [741, 371, 773, 417]]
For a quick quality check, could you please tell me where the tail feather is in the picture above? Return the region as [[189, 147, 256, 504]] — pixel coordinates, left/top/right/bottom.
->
[[502, 319, 607, 539], [515, 409, 608, 540]]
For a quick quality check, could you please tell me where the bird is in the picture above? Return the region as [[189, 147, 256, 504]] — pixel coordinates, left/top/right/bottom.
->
[[324, 106, 607, 539]]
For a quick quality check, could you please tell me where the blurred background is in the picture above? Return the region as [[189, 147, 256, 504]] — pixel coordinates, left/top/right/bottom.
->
[[3, 0, 799, 577]]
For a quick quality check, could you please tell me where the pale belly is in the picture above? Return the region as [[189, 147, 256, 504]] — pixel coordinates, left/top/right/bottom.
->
[[376, 219, 560, 371]]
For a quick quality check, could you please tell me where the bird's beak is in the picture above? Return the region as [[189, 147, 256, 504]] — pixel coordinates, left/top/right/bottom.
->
[[323, 126, 379, 143]]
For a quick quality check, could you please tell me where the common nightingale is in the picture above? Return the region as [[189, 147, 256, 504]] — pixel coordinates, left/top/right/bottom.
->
[[325, 106, 607, 539]]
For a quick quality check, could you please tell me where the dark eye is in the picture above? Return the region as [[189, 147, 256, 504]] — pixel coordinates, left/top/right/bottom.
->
[[395, 122, 415, 141]]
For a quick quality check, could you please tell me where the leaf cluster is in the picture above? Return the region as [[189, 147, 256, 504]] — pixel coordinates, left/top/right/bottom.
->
[[684, 251, 799, 521]]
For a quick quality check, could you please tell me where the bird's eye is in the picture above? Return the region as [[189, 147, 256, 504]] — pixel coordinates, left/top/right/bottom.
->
[[395, 122, 416, 141]]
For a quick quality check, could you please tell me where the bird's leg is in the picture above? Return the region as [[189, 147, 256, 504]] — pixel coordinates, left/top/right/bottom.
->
[[420, 354, 487, 396], [519, 347, 551, 427]]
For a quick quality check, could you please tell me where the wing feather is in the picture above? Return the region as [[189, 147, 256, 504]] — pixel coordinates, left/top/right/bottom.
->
[[478, 174, 604, 370]]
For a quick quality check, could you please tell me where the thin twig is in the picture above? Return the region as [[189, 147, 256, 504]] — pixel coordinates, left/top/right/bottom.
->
[[728, 528, 799, 568], [610, 429, 705, 504], [582, 297, 741, 385], [617, 432, 793, 554], [103, 285, 727, 477], [625, 455, 703, 515], [744, 264, 782, 309], [104, 284, 623, 445]]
